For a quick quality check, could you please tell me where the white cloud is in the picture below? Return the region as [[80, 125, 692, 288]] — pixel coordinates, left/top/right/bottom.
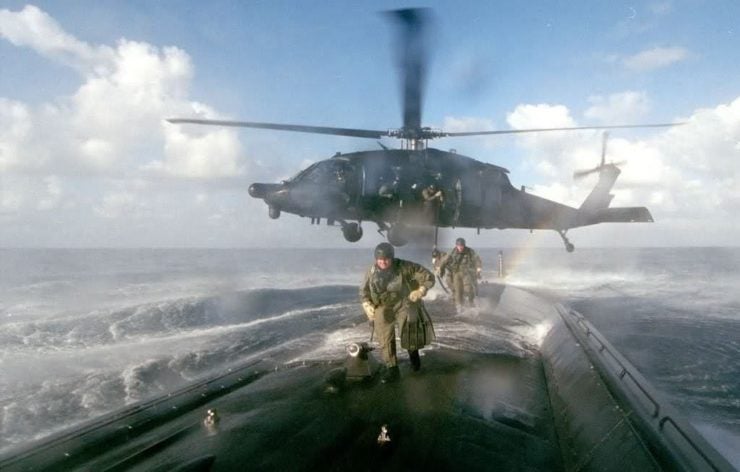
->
[[0, 5, 113, 73], [507, 103, 576, 130], [0, 5, 244, 181], [509, 97, 740, 230], [441, 116, 501, 150], [623, 46, 689, 71], [584, 91, 650, 123], [0, 4, 255, 246]]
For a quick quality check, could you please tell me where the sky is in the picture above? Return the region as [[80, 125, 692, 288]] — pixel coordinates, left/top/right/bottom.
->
[[1, 0, 738, 248]]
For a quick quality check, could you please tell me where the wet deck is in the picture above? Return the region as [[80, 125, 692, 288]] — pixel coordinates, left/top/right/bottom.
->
[[2, 284, 733, 471]]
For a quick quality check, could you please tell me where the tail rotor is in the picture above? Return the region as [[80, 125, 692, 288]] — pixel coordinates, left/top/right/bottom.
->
[[573, 132, 625, 180]]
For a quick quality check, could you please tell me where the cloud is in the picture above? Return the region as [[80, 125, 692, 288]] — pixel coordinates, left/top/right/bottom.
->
[[623, 46, 689, 71], [0, 5, 112, 73], [0, 5, 257, 245], [507, 97, 740, 235], [1, 5, 246, 180], [584, 91, 650, 123]]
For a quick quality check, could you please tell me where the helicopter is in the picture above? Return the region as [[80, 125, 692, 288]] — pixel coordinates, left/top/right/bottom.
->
[[168, 9, 677, 252]]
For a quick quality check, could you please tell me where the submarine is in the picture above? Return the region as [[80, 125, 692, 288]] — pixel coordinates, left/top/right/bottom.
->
[[0, 284, 734, 471]]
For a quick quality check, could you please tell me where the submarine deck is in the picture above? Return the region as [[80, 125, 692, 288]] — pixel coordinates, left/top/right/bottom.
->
[[1, 284, 733, 472], [161, 349, 560, 471]]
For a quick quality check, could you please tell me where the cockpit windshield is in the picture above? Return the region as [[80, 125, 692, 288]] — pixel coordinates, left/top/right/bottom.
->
[[290, 160, 350, 185]]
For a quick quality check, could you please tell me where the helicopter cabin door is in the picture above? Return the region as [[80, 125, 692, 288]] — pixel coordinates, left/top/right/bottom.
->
[[457, 170, 484, 227], [480, 168, 504, 227]]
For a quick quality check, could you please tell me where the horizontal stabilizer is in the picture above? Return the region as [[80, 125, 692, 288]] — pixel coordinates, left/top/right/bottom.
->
[[590, 207, 654, 223]]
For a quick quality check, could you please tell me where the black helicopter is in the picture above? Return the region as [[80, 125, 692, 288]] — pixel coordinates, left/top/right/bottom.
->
[[169, 9, 676, 252]]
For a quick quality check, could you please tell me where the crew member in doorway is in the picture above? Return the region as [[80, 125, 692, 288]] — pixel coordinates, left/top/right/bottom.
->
[[360, 243, 436, 383], [421, 183, 444, 224], [439, 238, 482, 310]]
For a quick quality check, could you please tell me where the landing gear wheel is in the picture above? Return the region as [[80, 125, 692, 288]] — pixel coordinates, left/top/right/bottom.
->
[[342, 222, 363, 242], [268, 206, 281, 219], [557, 230, 575, 252], [387, 224, 408, 247]]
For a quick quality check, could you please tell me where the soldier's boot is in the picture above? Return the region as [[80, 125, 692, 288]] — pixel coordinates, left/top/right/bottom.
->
[[408, 350, 421, 371], [381, 365, 400, 383]]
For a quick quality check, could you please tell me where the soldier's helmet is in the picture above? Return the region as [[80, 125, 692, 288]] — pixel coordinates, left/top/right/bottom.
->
[[455, 237, 466, 246], [374, 242, 395, 260]]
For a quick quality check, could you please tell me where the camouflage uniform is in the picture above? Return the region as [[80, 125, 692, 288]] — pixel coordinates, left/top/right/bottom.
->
[[360, 259, 435, 367], [440, 246, 482, 308]]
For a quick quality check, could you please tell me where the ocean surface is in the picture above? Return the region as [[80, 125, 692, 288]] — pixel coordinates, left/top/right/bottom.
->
[[1, 247, 738, 465]]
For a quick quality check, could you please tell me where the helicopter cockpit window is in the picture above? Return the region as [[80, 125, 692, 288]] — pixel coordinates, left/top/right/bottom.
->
[[292, 160, 350, 185], [289, 162, 320, 182]]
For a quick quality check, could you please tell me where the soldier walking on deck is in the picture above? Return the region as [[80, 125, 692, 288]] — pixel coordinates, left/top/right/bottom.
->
[[360, 243, 436, 383], [439, 238, 482, 310]]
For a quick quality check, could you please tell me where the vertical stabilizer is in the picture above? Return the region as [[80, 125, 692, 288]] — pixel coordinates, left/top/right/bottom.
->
[[578, 165, 620, 213]]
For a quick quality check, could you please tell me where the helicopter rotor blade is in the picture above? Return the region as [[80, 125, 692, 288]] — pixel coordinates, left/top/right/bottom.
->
[[443, 122, 682, 138], [386, 8, 431, 134], [166, 118, 388, 139], [573, 160, 627, 180]]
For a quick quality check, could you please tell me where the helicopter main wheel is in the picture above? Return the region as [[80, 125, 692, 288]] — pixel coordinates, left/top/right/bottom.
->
[[387, 224, 408, 247], [342, 222, 363, 242], [565, 242, 574, 253], [268, 206, 281, 219]]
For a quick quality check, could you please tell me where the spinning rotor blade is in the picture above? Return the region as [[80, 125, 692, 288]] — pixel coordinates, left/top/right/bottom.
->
[[387, 8, 431, 133], [573, 166, 602, 179], [166, 118, 388, 139], [443, 122, 681, 138], [573, 160, 627, 180]]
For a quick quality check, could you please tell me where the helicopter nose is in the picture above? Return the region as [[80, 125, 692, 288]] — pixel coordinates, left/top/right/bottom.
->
[[248, 183, 282, 199]]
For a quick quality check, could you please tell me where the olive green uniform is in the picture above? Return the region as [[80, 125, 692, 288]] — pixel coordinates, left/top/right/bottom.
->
[[440, 247, 482, 307], [360, 259, 435, 367]]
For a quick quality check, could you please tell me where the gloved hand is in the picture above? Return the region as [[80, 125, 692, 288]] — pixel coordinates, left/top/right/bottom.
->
[[362, 301, 376, 320], [408, 286, 427, 302]]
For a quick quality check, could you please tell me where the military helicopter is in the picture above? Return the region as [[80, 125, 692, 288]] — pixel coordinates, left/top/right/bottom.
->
[[169, 9, 677, 252]]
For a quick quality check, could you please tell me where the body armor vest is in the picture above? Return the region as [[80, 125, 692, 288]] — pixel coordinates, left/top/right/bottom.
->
[[447, 248, 475, 272], [368, 262, 409, 307]]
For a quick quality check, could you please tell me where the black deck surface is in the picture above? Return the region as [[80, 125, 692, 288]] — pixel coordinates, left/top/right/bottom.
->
[[136, 348, 561, 472]]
